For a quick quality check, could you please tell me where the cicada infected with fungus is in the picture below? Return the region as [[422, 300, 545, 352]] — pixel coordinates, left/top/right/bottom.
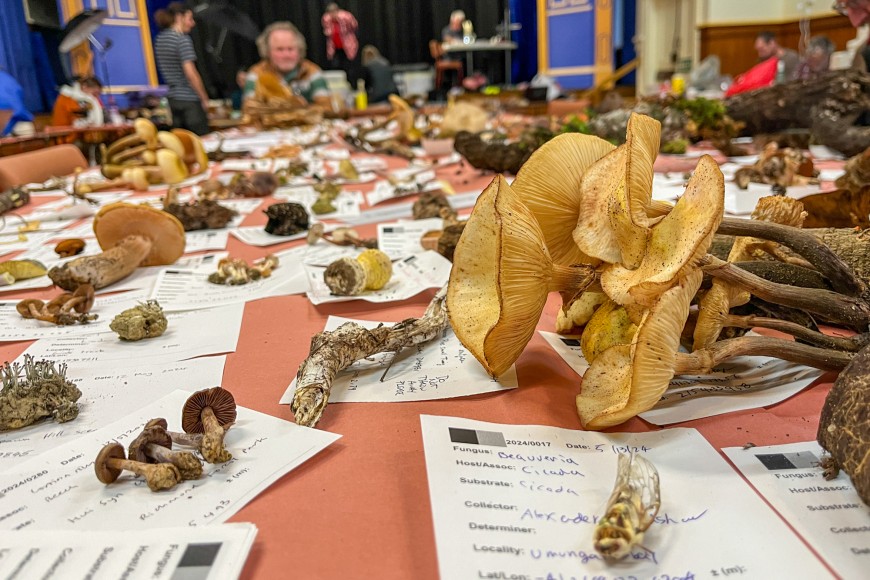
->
[[593, 452, 661, 561]]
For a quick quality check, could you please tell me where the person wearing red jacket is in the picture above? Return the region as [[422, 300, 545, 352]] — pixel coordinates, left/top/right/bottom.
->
[[322, 3, 359, 83]]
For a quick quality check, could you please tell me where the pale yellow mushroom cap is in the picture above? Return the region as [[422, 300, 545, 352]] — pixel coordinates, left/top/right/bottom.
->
[[157, 131, 185, 158], [156, 149, 190, 184], [600, 154, 724, 307], [511, 132, 614, 266], [447, 174, 554, 377], [134, 118, 157, 143], [577, 269, 702, 430], [172, 128, 210, 175]]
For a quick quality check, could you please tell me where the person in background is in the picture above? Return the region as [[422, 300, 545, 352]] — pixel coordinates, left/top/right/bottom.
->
[[442, 10, 465, 45], [231, 68, 248, 111], [322, 3, 359, 83], [0, 70, 34, 136], [831, 0, 870, 70], [754, 31, 800, 83], [361, 45, 398, 104], [51, 77, 103, 127], [244, 22, 331, 111], [153, 2, 210, 135], [796, 36, 835, 79]]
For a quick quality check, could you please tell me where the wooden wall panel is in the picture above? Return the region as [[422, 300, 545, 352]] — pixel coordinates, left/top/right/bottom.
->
[[700, 15, 857, 78]]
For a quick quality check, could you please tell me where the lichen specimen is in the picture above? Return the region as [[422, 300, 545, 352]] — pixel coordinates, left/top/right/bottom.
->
[[818, 343, 870, 506], [109, 300, 168, 341], [0, 355, 82, 431]]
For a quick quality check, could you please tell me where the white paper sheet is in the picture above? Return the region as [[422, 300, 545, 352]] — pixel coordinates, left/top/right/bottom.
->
[[0, 389, 341, 530], [0, 231, 54, 253], [653, 173, 823, 214], [184, 229, 230, 253], [724, 441, 868, 579], [229, 225, 318, 247], [279, 316, 516, 404], [34, 191, 132, 211], [304, 250, 450, 305], [0, 217, 79, 236], [0, 357, 226, 469], [0, 523, 257, 580], [538, 330, 823, 425], [342, 190, 479, 226], [17, 304, 244, 367], [149, 248, 308, 310], [365, 175, 441, 206], [421, 415, 830, 579], [376, 218, 443, 259], [0, 289, 152, 342]]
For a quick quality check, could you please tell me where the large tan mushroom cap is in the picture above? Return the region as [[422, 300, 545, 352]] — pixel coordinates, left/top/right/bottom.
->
[[573, 113, 661, 267], [511, 133, 614, 266], [447, 174, 554, 377], [439, 101, 488, 137], [601, 154, 724, 307], [93, 202, 185, 266], [577, 269, 702, 430]]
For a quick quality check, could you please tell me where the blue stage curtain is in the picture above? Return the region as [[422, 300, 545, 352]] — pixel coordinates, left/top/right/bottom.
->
[[30, 31, 59, 111], [0, 1, 45, 113], [510, 0, 537, 84]]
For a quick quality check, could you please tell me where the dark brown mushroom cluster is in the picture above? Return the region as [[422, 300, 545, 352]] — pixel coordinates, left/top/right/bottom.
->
[[16, 284, 96, 325], [94, 387, 237, 492], [264, 202, 309, 236]]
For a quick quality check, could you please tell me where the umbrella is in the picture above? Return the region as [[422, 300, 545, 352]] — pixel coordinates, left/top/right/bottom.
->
[[59, 9, 107, 53], [192, 2, 260, 41]]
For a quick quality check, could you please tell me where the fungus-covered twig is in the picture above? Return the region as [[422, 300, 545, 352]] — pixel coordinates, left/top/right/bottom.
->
[[94, 442, 182, 491], [293, 286, 450, 427], [0, 355, 81, 431]]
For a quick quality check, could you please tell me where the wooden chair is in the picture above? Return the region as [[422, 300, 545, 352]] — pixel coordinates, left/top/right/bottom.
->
[[429, 40, 463, 90], [0, 144, 87, 190]]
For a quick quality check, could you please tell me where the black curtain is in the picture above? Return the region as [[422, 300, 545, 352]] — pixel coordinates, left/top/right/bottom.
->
[[181, 0, 506, 99]]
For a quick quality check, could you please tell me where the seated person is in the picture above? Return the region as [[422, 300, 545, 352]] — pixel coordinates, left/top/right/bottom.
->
[[796, 36, 835, 80], [442, 10, 465, 45], [51, 77, 104, 127], [754, 30, 799, 83], [243, 21, 332, 111], [361, 45, 398, 103], [0, 70, 35, 136]]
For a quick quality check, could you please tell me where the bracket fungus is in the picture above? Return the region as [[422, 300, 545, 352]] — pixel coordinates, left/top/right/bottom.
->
[[95, 442, 182, 491], [0, 355, 81, 431], [48, 203, 185, 291], [182, 387, 237, 463], [128, 424, 203, 480], [323, 249, 393, 296], [447, 174, 595, 377]]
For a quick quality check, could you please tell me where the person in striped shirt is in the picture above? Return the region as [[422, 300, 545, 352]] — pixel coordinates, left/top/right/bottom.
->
[[153, 2, 210, 135], [243, 21, 332, 113]]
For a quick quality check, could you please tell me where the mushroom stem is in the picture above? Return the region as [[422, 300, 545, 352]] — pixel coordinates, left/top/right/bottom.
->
[[105, 456, 182, 491], [674, 335, 853, 375], [701, 255, 870, 330], [200, 407, 232, 463], [723, 314, 870, 352], [717, 217, 866, 297], [549, 263, 597, 309], [145, 443, 203, 480], [48, 234, 152, 291], [165, 429, 204, 447]]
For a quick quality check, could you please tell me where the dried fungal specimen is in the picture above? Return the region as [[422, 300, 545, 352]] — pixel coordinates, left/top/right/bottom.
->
[[110, 300, 168, 341], [0, 259, 47, 286], [17, 285, 97, 325], [311, 181, 341, 215], [307, 223, 377, 249], [229, 171, 279, 197], [182, 387, 237, 463], [323, 249, 392, 296], [0, 355, 81, 431], [54, 239, 86, 258], [413, 191, 452, 220], [208, 254, 279, 285], [733, 142, 817, 190], [164, 197, 238, 231], [128, 424, 202, 480], [818, 343, 870, 505], [264, 202, 309, 236], [95, 442, 182, 492]]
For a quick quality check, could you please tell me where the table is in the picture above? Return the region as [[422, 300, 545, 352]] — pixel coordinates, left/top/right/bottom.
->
[[0, 137, 851, 579], [443, 40, 518, 85], [0, 124, 134, 157]]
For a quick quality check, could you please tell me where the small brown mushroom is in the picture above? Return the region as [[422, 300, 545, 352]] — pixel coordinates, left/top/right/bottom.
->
[[94, 442, 182, 491], [47, 203, 185, 291], [128, 425, 203, 480], [55, 238, 86, 258], [182, 387, 237, 463]]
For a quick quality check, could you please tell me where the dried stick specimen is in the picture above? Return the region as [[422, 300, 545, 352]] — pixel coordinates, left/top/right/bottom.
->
[[292, 286, 448, 427]]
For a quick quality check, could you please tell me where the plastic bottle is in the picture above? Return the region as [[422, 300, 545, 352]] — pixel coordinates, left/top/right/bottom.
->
[[355, 79, 367, 110]]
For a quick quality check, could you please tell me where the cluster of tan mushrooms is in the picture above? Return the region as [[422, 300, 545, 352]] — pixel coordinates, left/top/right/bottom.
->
[[17, 284, 96, 325], [95, 387, 236, 492], [90, 118, 209, 193], [447, 112, 864, 430]]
